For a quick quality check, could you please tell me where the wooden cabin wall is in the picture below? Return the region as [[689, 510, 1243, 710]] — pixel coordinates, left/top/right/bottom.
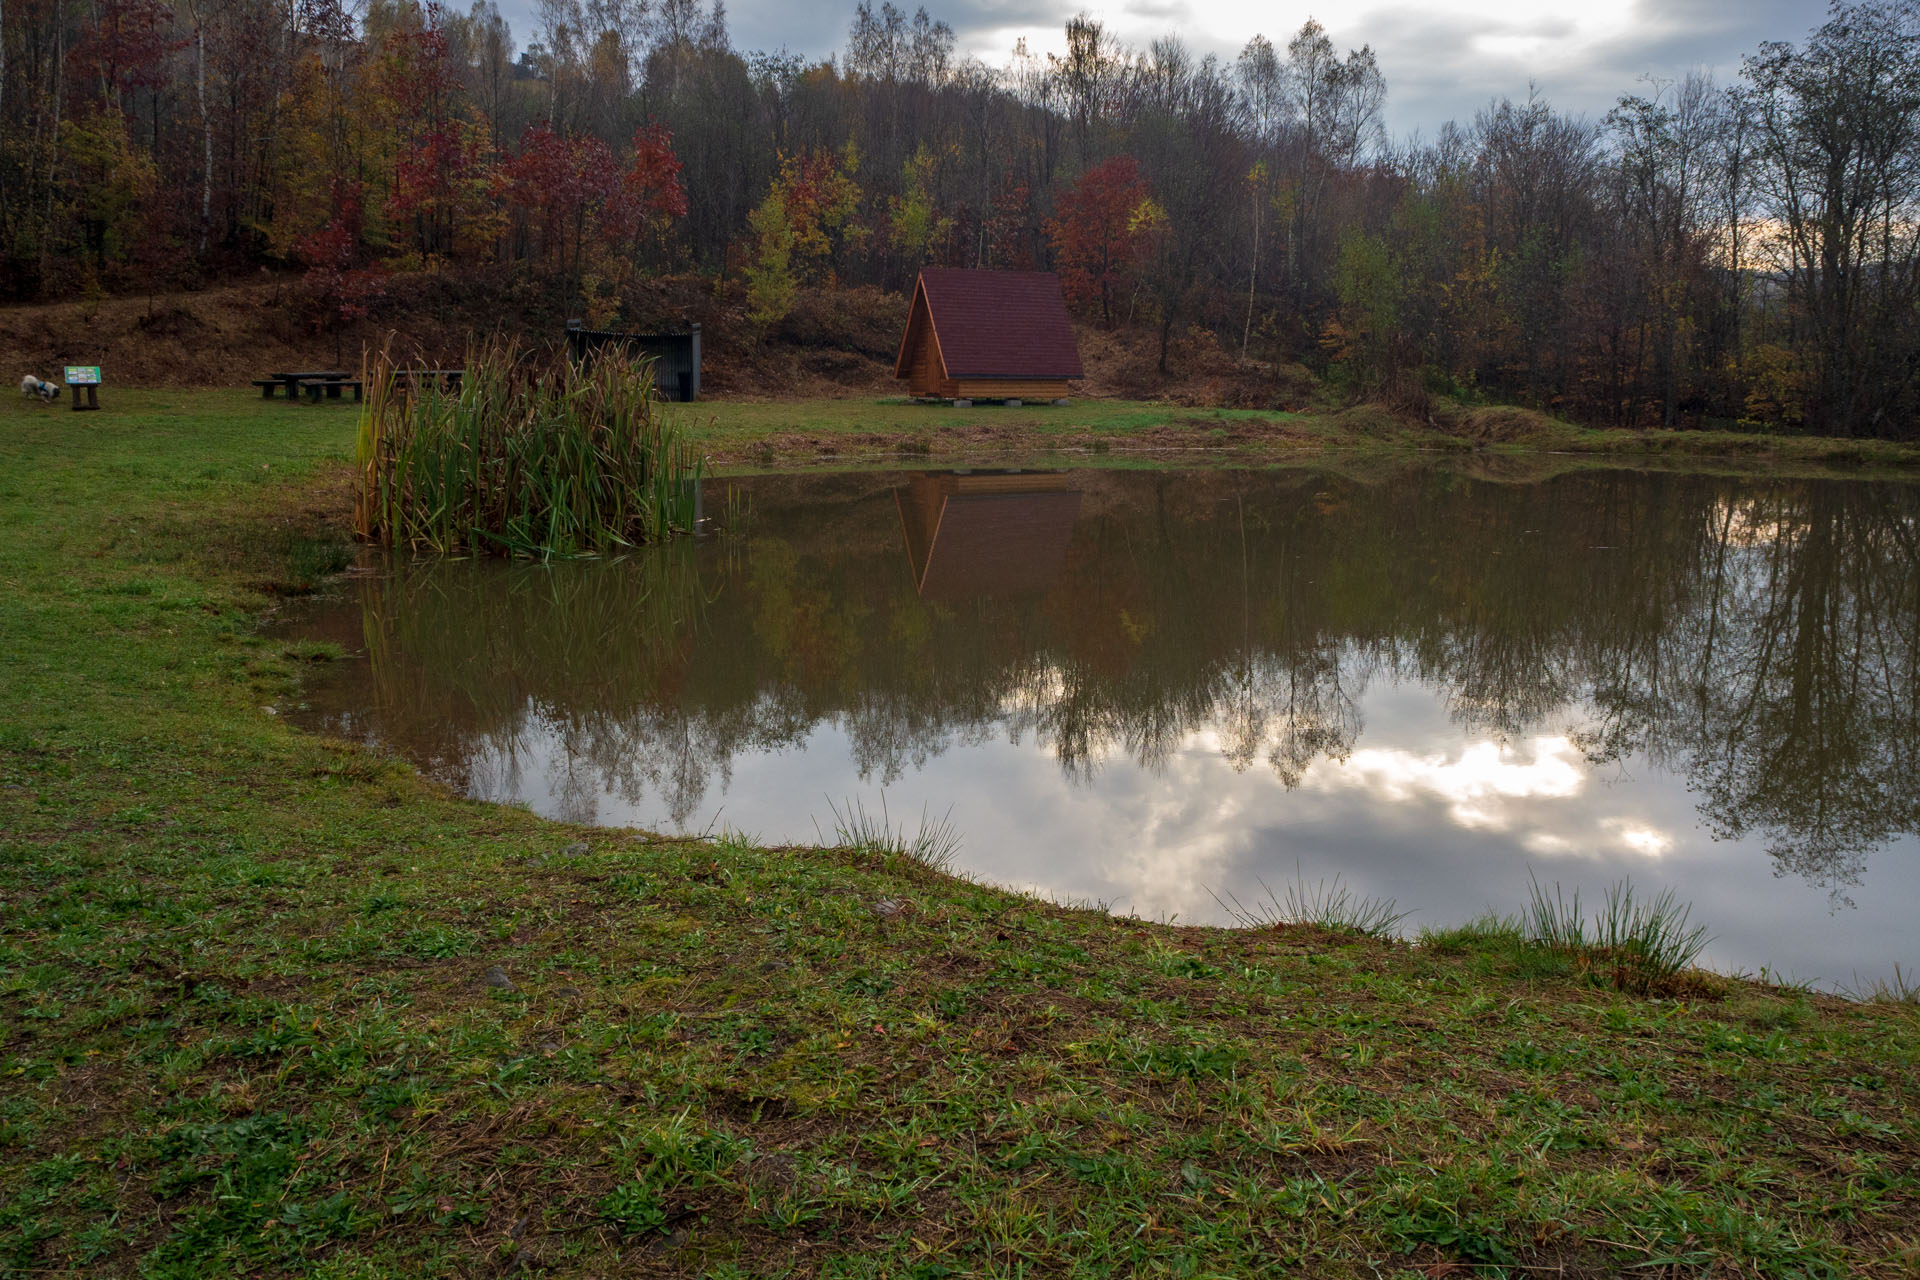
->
[[909, 331, 937, 396], [938, 378, 1072, 399]]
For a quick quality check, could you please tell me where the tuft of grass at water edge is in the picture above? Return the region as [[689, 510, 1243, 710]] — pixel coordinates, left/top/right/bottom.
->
[[1214, 870, 1410, 938], [817, 795, 962, 873]]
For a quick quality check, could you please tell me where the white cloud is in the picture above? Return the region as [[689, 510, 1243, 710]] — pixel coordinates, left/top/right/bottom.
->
[[1603, 817, 1675, 858], [1298, 735, 1587, 830]]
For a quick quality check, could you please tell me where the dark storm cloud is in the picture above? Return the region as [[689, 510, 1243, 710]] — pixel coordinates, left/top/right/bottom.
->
[[1281, 0, 1830, 132], [493, 0, 1834, 133], [1119, 0, 1195, 23], [1390, 0, 1820, 130], [719, 0, 1083, 59], [720, 0, 1833, 131]]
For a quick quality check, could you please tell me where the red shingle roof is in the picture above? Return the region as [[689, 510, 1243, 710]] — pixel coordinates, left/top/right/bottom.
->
[[897, 268, 1084, 380]]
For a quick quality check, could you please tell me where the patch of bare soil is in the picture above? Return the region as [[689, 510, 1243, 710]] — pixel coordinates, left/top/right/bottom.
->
[[0, 271, 895, 393], [711, 285, 903, 397], [0, 272, 535, 386]]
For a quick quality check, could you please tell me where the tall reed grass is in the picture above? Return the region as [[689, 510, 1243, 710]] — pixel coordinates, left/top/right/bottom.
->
[[355, 340, 704, 556]]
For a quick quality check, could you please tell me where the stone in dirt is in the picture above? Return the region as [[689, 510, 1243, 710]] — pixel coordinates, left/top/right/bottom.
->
[[483, 965, 514, 991], [559, 841, 590, 858], [871, 899, 905, 919]]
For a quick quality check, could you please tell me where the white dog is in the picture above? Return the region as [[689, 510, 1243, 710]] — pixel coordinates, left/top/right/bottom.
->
[[20, 375, 60, 402]]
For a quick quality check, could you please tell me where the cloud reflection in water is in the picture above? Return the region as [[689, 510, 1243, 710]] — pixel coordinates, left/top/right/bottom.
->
[[288, 466, 1920, 987]]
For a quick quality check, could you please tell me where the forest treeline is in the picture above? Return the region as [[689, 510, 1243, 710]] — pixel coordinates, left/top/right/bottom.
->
[[6, 0, 1920, 436]]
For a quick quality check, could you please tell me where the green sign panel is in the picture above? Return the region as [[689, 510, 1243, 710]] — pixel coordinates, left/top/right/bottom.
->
[[65, 366, 102, 385]]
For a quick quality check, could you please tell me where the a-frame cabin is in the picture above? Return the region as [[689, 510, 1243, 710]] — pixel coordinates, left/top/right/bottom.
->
[[895, 268, 1084, 403]]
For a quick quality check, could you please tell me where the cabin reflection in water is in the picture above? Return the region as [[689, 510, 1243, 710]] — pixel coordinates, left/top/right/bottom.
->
[[894, 471, 1082, 599]]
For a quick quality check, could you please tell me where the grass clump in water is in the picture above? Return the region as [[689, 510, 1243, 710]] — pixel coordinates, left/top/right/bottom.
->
[[354, 340, 704, 556], [1215, 870, 1409, 938]]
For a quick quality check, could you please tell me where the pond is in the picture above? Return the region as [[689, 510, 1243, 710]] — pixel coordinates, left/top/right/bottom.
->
[[284, 464, 1920, 989]]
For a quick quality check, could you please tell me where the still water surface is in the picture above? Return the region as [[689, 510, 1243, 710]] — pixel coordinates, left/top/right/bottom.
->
[[287, 466, 1920, 987]]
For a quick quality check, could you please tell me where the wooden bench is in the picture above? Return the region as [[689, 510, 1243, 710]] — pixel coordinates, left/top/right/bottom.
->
[[259, 371, 353, 401], [299, 378, 363, 403]]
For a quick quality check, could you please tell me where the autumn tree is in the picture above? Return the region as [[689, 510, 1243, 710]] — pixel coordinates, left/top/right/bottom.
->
[[888, 143, 954, 278], [745, 145, 863, 324], [596, 121, 689, 277], [376, 4, 501, 263], [296, 181, 388, 362], [1606, 72, 1730, 426], [503, 121, 618, 282], [1049, 154, 1150, 327]]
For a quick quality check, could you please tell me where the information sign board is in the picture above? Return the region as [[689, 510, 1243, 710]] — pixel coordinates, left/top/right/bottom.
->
[[65, 366, 102, 385]]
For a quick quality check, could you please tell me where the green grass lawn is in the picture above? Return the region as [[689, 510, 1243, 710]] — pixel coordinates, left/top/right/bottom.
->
[[1, 390, 1917, 1277]]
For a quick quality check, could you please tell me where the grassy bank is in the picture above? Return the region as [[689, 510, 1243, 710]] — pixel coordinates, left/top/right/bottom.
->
[[2, 392, 1918, 1277], [671, 393, 1920, 477]]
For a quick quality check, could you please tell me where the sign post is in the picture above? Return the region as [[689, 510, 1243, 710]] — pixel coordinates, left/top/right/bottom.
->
[[64, 366, 101, 412]]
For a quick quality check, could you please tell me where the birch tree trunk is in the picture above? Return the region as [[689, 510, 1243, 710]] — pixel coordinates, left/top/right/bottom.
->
[[196, 14, 212, 255], [43, 17, 65, 284], [1242, 165, 1261, 360]]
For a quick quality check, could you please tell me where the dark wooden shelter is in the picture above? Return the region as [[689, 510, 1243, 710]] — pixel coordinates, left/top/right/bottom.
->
[[894, 269, 1083, 403], [566, 320, 702, 402]]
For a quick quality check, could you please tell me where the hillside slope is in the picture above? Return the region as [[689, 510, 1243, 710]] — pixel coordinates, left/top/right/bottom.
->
[[0, 271, 1315, 407]]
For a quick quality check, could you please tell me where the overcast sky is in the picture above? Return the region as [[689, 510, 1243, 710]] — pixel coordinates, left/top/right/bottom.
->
[[498, 0, 1834, 135]]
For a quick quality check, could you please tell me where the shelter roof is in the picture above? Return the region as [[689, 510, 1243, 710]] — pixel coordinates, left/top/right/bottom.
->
[[895, 268, 1084, 379]]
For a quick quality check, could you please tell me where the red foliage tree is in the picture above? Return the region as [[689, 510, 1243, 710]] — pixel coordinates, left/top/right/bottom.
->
[[294, 182, 388, 360], [503, 123, 621, 276], [1047, 155, 1151, 327], [379, 4, 498, 261], [598, 123, 688, 259], [76, 0, 184, 111]]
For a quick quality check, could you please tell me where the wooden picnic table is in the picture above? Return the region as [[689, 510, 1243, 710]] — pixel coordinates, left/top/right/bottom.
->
[[389, 368, 465, 394], [255, 371, 357, 401]]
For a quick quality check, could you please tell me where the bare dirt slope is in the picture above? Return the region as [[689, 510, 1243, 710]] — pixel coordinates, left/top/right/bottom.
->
[[0, 271, 900, 394], [0, 272, 1317, 407]]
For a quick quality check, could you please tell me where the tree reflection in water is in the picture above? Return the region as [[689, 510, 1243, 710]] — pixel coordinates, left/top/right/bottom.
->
[[292, 467, 1920, 898]]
